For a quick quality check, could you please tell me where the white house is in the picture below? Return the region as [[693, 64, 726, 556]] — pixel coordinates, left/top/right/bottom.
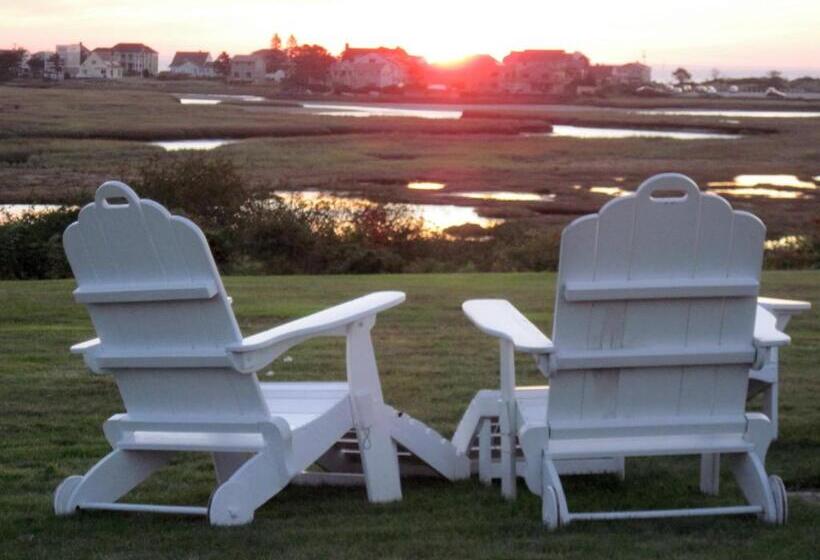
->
[[229, 54, 266, 82], [78, 48, 123, 79], [329, 47, 423, 91], [169, 51, 214, 77], [55, 43, 89, 78], [611, 62, 652, 85]]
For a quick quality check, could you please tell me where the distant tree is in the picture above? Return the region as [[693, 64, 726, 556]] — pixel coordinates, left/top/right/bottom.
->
[[765, 70, 786, 89], [286, 44, 334, 89], [27, 53, 45, 77], [286, 34, 298, 52], [261, 49, 289, 73], [49, 52, 62, 75], [271, 33, 282, 50], [213, 51, 231, 77], [0, 48, 26, 81], [672, 67, 692, 85], [710, 68, 721, 81]]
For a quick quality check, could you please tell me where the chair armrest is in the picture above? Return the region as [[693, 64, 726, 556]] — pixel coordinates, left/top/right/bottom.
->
[[71, 337, 101, 354], [227, 291, 405, 373], [754, 306, 790, 349], [462, 299, 554, 354], [757, 296, 811, 330], [757, 296, 811, 314], [70, 338, 106, 374]]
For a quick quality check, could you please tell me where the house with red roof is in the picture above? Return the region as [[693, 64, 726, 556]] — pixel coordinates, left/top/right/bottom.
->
[[110, 43, 158, 76], [502, 50, 589, 94], [428, 55, 502, 93]]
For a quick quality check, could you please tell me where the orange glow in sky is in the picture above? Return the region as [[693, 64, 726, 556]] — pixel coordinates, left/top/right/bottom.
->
[[2, 0, 819, 77]]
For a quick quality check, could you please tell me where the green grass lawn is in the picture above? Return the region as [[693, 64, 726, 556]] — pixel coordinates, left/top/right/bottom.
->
[[1, 272, 818, 559]]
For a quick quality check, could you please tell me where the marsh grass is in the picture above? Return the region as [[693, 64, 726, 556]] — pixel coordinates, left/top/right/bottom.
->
[[1, 85, 818, 245]]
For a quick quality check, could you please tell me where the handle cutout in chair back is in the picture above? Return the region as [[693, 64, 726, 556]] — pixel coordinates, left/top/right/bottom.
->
[[95, 181, 141, 209], [649, 189, 688, 200], [636, 173, 700, 203]]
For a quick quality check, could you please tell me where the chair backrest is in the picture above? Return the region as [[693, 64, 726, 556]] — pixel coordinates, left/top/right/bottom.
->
[[63, 181, 268, 421], [548, 174, 764, 441]]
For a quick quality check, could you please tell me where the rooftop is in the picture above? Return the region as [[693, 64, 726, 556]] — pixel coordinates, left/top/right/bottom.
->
[[111, 43, 157, 54], [170, 51, 210, 67]]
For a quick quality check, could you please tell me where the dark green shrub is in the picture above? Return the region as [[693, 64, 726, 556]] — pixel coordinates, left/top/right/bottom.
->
[[764, 235, 819, 269], [129, 153, 246, 228], [0, 207, 79, 279]]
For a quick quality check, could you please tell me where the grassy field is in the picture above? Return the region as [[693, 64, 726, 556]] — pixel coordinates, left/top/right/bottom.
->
[[1, 85, 818, 238], [1, 271, 817, 559]]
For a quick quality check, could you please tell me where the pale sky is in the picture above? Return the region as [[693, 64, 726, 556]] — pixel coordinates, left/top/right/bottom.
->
[[2, 0, 819, 79]]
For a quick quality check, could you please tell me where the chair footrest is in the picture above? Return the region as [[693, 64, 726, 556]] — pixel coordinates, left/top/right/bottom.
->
[[79, 502, 208, 516], [570, 505, 762, 521]]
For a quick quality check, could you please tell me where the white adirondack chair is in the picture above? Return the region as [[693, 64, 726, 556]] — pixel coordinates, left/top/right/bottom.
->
[[456, 173, 795, 528], [53, 181, 468, 526], [452, 299, 809, 490]]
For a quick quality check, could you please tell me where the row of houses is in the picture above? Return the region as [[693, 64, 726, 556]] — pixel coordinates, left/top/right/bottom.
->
[[27, 42, 159, 79], [358, 48, 651, 94], [25, 42, 219, 81], [225, 45, 651, 94], [21, 41, 650, 94]]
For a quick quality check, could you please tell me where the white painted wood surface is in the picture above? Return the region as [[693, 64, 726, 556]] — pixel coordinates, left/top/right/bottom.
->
[[54, 181, 468, 526], [749, 297, 810, 436], [457, 174, 796, 528]]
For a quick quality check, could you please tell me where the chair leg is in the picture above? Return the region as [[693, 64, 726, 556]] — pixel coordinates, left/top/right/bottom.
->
[[541, 454, 569, 529], [346, 320, 402, 504], [352, 394, 402, 503], [212, 452, 253, 485], [209, 449, 290, 526], [700, 453, 720, 495], [728, 452, 777, 524], [478, 418, 492, 485], [499, 433, 516, 499], [762, 383, 779, 439], [746, 413, 775, 465], [616, 456, 626, 481], [54, 449, 171, 515]]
